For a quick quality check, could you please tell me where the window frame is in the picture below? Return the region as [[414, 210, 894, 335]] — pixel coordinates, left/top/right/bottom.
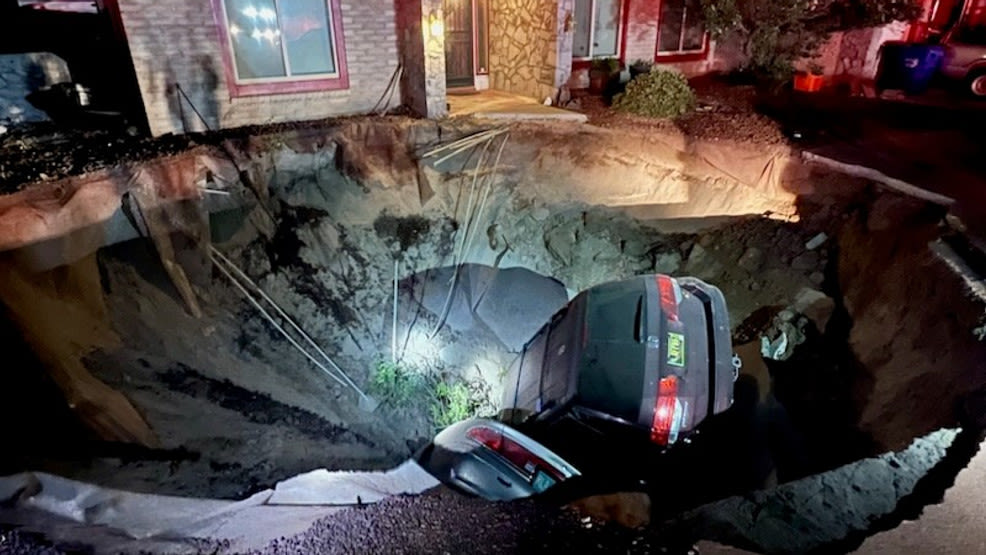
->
[[654, 0, 709, 62], [571, 0, 626, 62], [210, 0, 349, 97]]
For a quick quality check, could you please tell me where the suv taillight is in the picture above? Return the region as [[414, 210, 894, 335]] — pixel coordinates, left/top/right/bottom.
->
[[650, 376, 682, 445], [657, 275, 680, 322]]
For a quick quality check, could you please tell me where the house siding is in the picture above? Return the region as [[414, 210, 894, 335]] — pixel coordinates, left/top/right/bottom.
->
[[117, 0, 400, 136], [623, 0, 659, 64]]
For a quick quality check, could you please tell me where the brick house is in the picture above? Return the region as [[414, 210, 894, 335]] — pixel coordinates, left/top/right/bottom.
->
[[17, 0, 959, 137], [113, 0, 421, 136], [445, 0, 728, 100], [112, 0, 738, 136]]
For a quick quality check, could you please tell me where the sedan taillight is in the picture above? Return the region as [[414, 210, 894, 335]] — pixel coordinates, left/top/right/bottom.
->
[[467, 425, 564, 480]]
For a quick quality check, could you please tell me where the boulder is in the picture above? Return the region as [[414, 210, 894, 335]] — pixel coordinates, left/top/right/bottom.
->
[[654, 251, 682, 274], [790, 251, 820, 271], [737, 247, 765, 272], [685, 244, 725, 281], [792, 288, 835, 332]]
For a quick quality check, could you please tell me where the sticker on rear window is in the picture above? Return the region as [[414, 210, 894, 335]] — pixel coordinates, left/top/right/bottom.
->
[[667, 332, 686, 367]]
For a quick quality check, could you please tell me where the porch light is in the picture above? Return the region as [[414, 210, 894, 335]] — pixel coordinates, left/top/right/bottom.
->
[[429, 11, 443, 39]]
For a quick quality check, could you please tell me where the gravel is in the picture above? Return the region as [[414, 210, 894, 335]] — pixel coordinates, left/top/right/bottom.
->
[[250, 488, 694, 555], [0, 528, 66, 555]]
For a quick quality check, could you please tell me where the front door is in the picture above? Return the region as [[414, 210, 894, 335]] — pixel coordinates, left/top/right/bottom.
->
[[444, 0, 474, 88]]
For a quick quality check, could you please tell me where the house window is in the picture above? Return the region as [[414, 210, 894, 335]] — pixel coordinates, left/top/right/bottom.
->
[[573, 0, 622, 59], [213, 0, 348, 96], [656, 0, 707, 57]]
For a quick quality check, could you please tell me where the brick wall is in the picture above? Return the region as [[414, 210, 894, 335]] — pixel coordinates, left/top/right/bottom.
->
[[623, 0, 658, 64], [117, 0, 400, 136]]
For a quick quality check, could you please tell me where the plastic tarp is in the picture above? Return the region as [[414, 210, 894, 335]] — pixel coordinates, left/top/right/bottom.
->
[[0, 461, 439, 548], [268, 460, 440, 505]]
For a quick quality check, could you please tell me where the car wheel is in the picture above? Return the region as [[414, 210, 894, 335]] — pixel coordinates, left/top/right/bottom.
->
[[968, 70, 986, 98]]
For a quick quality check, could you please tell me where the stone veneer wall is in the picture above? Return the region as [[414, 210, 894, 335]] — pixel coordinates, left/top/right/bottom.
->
[[489, 0, 561, 100], [117, 0, 401, 136], [0, 53, 72, 125]]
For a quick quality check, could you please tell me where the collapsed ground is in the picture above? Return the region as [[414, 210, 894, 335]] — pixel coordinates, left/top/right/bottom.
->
[[1, 117, 985, 552]]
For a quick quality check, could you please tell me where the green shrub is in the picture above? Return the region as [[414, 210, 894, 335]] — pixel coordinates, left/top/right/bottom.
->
[[613, 69, 696, 119], [430, 380, 478, 429], [369, 359, 425, 403]]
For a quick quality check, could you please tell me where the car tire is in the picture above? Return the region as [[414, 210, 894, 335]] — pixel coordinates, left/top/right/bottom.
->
[[968, 69, 986, 99]]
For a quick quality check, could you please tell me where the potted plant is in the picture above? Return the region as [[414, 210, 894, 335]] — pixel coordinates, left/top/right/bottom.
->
[[794, 62, 825, 92], [589, 57, 620, 93], [629, 59, 653, 79]]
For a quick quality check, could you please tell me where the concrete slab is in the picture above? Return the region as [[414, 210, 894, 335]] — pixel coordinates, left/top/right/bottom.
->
[[448, 90, 588, 123]]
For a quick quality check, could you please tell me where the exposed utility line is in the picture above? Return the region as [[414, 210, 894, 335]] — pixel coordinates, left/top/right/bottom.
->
[[427, 134, 494, 338], [209, 246, 378, 411], [427, 130, 510, 339], [372, 64, 404, 115], [392, 258, 399, 364], [420, 127, 510, 166], [175, 83, 276, 225], [461, 134, 509, 268]]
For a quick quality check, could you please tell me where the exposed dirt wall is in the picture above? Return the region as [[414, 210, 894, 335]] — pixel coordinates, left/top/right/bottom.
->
[[839, 196, 986, 451]]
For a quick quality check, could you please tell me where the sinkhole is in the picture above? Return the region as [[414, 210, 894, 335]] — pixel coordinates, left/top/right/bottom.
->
[[0, 119, 983, 552]]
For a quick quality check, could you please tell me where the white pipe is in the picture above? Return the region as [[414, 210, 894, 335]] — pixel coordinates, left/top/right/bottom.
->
[[392, 258, 399, 364], [209, 247, 370, 400], [210, 251, 348, 390]]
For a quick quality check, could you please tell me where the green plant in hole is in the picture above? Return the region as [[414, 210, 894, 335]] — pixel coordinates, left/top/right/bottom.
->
[[431, 380, 479, 429], [369, 359, 425, 403], [613, 68, 697, 119]]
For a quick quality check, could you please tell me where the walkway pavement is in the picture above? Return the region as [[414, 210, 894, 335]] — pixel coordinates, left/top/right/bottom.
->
[[447, 89, 588, 123]]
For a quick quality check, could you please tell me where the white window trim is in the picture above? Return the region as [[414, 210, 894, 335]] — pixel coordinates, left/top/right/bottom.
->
[[572, 0, 624, 61], [219, 0, 342, 84]]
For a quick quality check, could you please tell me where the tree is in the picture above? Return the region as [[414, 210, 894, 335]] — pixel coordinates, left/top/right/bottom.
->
[[699, 0, 922, 82]]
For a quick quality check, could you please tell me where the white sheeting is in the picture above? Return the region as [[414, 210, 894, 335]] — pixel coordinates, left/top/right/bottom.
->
[[0, 461, 439, 546], [268, 460, 440, 505], [0, 471, 270, 539]]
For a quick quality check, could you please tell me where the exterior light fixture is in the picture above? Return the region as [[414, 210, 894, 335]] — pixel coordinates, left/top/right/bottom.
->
[[429, 11, 443, 39]]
